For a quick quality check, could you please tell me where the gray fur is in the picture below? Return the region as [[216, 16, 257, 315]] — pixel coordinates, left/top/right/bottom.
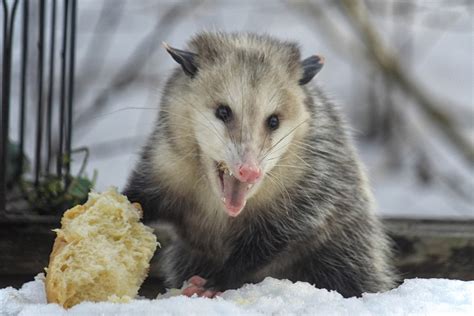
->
[[124, 32, 397, 297]]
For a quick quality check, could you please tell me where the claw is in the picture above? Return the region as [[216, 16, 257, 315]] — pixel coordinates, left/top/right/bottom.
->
[[217, 161, 232, 176], [182, 285, 201, 297], [202, 290, 215, 298]]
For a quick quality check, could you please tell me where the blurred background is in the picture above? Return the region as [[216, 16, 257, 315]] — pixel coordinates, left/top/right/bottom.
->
[[1, 0, 473, 291], [3, 0, 473, 219]]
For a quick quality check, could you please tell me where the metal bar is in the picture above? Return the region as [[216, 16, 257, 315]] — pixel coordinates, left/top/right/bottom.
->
[[1, 1, 7, 49], [57, 0, 69, 177], [18, 0, 29, 178], [6, 0, 19, 173], [34, 0, 46, 186], [1, 0, 20, 212], [0, 0, 10, 213], [7, 1, 20, 101], [64, 0, 76, 184], [46, 0, 57, 174]]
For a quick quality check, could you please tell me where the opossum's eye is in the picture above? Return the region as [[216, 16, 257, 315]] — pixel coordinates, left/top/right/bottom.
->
[[215, 104, 233, 123], [267, 114, 279, 131]]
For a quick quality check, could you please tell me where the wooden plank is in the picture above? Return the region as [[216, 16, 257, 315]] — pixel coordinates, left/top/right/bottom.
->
[[384, 218, 474, 237], [385, 218, 474, 281], [0, 222, 56, 275], [0, 218, 473, 286]]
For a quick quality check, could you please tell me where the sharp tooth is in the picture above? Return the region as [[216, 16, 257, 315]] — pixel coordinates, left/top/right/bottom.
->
[[217, 161, 233, 177], [221, 197, 226, 203]]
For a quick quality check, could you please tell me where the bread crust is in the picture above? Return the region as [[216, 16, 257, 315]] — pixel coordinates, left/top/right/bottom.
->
[[45, 234, 68, 304], [44, 189, 157, 308]]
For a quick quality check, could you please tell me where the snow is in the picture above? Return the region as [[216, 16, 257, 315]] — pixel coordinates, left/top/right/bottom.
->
[[1, 274, 473, 316]]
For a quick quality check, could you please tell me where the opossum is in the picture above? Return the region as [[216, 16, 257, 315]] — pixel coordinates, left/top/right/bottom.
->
[[124, 32, 396, 298]]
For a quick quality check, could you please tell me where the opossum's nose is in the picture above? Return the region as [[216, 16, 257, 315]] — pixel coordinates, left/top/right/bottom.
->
[[236, 163, 262, 184]]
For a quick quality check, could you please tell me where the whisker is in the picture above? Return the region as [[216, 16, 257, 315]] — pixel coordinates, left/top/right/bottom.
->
[[259, 118, 310, 163], [273, 164, 309, 170], [163, 125, 229, 155], [240, 76, 245, 147], [265, 156, 280, 161], [165, 149, 200, 167], [159, 109, 232, 154], [266, 171, 293, 208], [159, 95, 231, 151], [217, 81, 240, 149], [257, 132, 269, 160], [188, 105, 232, 151], [290, 142, 337, 158], [257, 95, 280, 160], [91, 106, 156, 121], [290, 152, 313, 169]]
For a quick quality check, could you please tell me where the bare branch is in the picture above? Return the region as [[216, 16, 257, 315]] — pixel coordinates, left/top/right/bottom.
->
[[74, 0, 204, 131], [339, 0, 474, 164]]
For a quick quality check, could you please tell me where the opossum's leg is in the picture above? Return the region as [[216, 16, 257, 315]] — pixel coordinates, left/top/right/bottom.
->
[[156, 236, 218, 290], [203, 219, 293, 292], [286, 238, 392, 298]]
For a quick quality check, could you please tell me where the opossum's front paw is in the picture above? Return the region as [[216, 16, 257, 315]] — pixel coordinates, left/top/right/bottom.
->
[[182, 275, 222, 298]]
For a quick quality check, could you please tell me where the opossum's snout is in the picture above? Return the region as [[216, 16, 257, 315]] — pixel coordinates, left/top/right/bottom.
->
[[236, 162, 262, 184], [215, 159, 262, 217]]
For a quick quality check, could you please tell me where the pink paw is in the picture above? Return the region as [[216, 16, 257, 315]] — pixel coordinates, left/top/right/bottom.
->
[[182, 275, 222, 298]]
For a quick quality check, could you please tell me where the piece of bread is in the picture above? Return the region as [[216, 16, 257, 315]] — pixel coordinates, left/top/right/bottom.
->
[[45, 187, 158, 308]]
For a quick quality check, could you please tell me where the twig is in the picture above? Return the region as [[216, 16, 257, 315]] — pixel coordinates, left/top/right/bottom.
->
[[73, 0, 125, 99], [86, 136, 146, 159], [74, 1, 203, 131], [289, 1, 366, 61], [339, 0, 474, 164]]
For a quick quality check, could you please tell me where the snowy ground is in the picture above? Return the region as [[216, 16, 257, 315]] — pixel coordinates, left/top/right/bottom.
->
[[1, 275, 473, 316]]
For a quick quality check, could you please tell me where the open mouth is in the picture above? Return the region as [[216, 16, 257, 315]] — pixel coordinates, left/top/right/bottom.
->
[[216, 161, 253, 217]]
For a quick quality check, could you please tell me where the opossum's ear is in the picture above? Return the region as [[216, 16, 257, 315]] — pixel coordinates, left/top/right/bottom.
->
[[163, 42, 198, 78], [299, 55, 324, 85]]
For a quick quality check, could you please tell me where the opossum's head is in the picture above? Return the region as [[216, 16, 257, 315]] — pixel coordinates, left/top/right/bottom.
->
[[163, 33, 323, 217]]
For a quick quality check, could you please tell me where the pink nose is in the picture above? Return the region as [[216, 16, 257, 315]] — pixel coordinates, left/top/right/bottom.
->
[[237, 163, 262, 183]]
